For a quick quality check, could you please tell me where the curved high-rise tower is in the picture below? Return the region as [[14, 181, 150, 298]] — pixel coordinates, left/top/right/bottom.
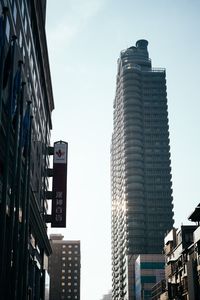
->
[[111, 40, 174, 300]]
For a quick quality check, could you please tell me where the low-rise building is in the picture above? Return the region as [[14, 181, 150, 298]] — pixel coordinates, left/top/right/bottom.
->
[[135, 254, 165, 300], [161, 204, 200, 299]]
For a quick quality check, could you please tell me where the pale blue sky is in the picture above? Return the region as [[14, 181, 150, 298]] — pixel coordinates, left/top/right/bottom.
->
[[46, 1, 200, 300]]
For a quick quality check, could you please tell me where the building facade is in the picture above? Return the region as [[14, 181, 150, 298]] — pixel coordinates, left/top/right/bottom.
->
[[0, 0, 54, 299], [111, 39, 174, 300], [49, 234, 81, 300], [135, 254, 165, 300], [151, 279, 166, 300], [164, 217, 200, 299]]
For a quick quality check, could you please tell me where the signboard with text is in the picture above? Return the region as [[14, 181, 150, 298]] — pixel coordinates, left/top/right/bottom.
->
[[51, 141, 68, 227]]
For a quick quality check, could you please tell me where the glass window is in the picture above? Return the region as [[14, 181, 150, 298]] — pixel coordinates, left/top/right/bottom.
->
[[27, 39, 31, 56], [21, 0, 24, 18], [13, 2, 17, 23], [24, 17, 27, 34], [19, 31, 22, 48], [6, 19, 10, 41], [22, 46, 25, 59]]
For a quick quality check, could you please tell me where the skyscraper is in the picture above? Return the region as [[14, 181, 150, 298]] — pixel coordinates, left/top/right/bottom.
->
[[111, 39, 174, 300]]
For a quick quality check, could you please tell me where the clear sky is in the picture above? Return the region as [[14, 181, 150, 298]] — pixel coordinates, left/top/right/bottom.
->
[[45, 1, 200, 300]]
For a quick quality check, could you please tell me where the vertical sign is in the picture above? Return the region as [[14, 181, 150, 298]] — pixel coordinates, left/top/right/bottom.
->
[[51, 141, 68, 227]]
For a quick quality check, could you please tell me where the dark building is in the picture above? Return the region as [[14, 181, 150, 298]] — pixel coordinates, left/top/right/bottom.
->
[[151, 279, 166, 300], [111, 40, 174, 300], [48, 234, 81, 300], [0, 0, 54, 299], [163, 210, 200, 300]]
